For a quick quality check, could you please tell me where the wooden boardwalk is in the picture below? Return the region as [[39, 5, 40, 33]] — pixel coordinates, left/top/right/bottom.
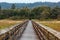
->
[[0, 20, 60, 40], [19, 21, 39, 40]]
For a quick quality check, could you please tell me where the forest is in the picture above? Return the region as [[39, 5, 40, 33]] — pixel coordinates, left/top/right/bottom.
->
[[0, 4, 60, 20]]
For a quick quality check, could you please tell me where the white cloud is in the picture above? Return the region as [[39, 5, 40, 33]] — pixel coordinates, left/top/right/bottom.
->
[[0, 0, 60, 3]]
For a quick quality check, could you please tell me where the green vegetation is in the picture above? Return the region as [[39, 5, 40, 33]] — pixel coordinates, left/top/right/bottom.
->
[[0, 4, 60, 31], [0, 19, 22, 29], [39, 21, 60, 32], [11, 4, 16, 9], [0, 5, 1, 10], [0, 4, 60, 20]]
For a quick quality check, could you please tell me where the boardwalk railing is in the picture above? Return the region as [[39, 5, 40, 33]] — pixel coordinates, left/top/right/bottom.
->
[[0, 20, 28, 40], [32, 21, 60, 40]]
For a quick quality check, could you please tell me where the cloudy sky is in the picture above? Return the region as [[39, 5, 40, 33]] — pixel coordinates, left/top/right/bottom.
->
[[0, 0, 60, 3]]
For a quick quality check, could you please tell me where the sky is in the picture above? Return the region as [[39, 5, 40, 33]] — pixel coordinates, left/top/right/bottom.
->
[[0, 0, 60, 3]]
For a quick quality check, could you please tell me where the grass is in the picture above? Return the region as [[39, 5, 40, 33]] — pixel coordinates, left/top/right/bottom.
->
[[33, 20, 60, 32], [0, 19, 23, 29], [39, 21, 60, 32]]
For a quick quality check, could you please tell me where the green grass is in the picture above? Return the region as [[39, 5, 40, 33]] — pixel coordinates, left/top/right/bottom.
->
[[0, 19, 22, 29], [39, 21, 60, 32]]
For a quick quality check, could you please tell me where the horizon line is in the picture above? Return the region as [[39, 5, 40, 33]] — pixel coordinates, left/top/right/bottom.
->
[[0, 1, 60, 3]]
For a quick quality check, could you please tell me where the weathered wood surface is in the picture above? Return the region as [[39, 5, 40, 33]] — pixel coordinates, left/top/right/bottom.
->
[[32, 21, 60, 40], [0, 20, 28, 40], [19, 21, 39, 40], [37, 22, 60, 39], [0, 20, 60, 40], [0, 23, 21, 35]]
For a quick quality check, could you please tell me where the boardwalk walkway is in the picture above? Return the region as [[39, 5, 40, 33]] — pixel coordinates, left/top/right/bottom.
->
[[0, 20, 60, 40], [19, 20, 39, 40]]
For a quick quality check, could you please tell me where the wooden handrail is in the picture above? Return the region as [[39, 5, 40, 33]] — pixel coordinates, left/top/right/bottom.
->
[[0, 20, 28, 40], [32, 21, 60, 40]]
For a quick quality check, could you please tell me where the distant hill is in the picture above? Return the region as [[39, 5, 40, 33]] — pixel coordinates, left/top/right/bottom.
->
[[0, 2, 60, 9]]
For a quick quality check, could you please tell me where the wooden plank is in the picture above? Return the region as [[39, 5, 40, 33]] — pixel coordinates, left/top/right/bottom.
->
[[19, 21, 39, 40]]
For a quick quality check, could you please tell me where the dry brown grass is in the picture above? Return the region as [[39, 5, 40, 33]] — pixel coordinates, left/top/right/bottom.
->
[[34, 20, 60, 32], [0, 19, 23, 29], [39, 21, 60, 32]]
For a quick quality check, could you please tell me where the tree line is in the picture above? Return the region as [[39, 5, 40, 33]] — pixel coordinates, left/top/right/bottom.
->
[[0, 4, 60, 20]]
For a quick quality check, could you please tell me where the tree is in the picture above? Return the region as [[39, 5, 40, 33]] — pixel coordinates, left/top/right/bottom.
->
[[40, 6, 51, 19], [0, 5, 1, 13], [19, 7, 30, 19], [11, 4, 16, 9], [50, 6, 60, 19], [31, 7, 43, 19], [0, 5, 1, 10]]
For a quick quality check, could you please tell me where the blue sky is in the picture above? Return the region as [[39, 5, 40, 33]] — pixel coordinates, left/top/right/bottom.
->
[[0, 0, 60, 3]]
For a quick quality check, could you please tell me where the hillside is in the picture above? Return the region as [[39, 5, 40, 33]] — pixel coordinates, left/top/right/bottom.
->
[[0, 2, 60, 9]]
